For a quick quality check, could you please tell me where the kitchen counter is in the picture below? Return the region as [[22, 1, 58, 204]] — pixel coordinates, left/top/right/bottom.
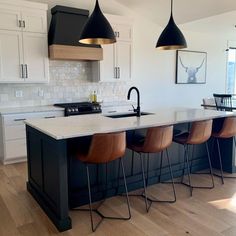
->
[[25, 107, 234, 140], [25, 107, 235, 232], [0, 105, 64, 115]]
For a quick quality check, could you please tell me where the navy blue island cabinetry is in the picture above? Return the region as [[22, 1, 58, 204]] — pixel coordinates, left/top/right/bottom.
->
[[25, 109, 235, 232]]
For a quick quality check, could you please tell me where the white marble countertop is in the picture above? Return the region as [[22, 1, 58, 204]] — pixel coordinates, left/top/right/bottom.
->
[[0, 105, 64, 115], [25, 108, 235, 140]]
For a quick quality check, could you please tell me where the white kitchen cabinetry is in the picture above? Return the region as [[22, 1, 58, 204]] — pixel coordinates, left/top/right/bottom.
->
[[92, 15, 133, 82], [0, 110, 64, 164], [0, 0, 48, 83]]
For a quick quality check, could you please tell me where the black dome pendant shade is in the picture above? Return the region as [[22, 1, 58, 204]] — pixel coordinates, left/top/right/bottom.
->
[[79, 0, 116, 45], [156, 0, 187, 50]]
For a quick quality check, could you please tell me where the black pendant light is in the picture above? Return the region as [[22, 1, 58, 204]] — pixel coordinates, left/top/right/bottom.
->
[[79, 0, 116, 45], [156, 0, 187, 50]]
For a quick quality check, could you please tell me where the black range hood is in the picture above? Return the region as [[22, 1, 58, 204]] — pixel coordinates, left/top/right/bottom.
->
[[48, 5, 103, 61]]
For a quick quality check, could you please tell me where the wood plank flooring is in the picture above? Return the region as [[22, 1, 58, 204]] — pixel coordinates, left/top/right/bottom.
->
[[1, 162, 236, 236]]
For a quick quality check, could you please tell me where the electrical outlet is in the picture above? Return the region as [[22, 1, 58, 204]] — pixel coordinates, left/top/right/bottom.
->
[[15, 90, 23, 98], [38, 89, 44, 97]]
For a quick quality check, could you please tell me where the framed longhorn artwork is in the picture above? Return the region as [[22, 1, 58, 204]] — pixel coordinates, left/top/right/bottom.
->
[[176, 50, 207, 84]]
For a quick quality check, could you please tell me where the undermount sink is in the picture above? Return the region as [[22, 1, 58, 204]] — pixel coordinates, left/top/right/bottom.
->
[[105, 112, 153, 119]]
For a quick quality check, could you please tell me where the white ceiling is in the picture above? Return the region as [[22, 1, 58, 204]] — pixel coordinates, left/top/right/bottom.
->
[[115, 0, 236, 26]]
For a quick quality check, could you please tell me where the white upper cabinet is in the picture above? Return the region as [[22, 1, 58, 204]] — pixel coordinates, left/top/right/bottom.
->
[[113, 24, 132, 42], [116, 41, 132, 80], [0, 30, 23, 82], [92, 14, 133, 82], [21, 10, 47, 33], [0, 8, 21, 31], [0, 0, 48, 83], [23, 33, 49, 82]]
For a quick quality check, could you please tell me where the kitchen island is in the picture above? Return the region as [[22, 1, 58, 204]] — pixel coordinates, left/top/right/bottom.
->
[[25, 108, 235, 232]]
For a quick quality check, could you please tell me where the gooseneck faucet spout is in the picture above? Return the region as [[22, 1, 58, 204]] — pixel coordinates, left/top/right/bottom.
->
[[127, 87, 141, 117]]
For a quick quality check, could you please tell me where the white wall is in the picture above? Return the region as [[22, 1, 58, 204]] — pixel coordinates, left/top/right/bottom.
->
[[127, 12, 231, 109], [3, 0, 234, 110]]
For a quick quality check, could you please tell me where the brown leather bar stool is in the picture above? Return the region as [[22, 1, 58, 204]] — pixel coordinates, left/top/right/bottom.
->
[[73, 132, 131, 232], [173, 119, 214, 196], [128, 125, 176, 212], [212, 116, 236, 184]]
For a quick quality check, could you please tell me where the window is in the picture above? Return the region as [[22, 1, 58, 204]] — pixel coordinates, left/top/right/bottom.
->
[[226, 48, 236, 94]]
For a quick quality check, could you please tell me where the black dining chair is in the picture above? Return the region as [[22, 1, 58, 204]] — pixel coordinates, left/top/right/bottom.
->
[[213, 94, 233, 111]]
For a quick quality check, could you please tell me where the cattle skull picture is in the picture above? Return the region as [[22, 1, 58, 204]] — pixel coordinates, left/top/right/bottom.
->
[[176, 50, 207, 84]]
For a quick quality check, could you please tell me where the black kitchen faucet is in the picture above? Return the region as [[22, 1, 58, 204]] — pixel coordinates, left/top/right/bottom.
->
[[127, 87, 141, 117]]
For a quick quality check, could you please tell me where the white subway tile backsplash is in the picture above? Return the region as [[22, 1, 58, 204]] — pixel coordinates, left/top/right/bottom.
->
[[0, 61, 129, 108]]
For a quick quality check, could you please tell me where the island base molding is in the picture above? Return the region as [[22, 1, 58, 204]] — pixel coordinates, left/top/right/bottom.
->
[[27, 182, 72, 232]]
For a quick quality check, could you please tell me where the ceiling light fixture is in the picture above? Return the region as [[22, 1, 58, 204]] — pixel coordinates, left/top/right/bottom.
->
[[156, 0, 187, 50], [79, 0, 116, 45]]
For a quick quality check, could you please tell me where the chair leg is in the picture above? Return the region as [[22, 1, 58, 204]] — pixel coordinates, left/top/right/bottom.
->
[[206, 142, 215, 188], [140, 153, 152, 212], [165, 149, 177, 202], [131, 150, 134, 176], [120, 158, 131, 220], [146, 149, 176, 203], [86, 165, 102, 232], [116, 158, 121, 195], [215, 138, 225, 184], [213, 137, 236, 182], [181, 146, 187, 184], [190, 145, 194, 173], [73, 161, 131, 232], [185, 142, 215, 189], [183, 144, 193, 196], [159, 151, 163, 182], [146, 153, 150, 186]]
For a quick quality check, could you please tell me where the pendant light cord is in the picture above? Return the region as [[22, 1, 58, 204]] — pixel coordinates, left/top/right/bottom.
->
[[171, 0, 173, 16]]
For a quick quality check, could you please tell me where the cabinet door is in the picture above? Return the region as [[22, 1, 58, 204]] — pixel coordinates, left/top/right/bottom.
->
[[100, 44, 116, 81], [116, 41, 132, 81], [113, 24, 132, 42], [23, 33, 49, 83], [21, 10, 47, 33], [0, 30, 23, 82], [0, 8, 21, 31]]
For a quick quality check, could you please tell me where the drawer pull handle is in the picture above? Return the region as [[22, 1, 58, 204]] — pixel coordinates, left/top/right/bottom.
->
[[44, 116, 55, 119], [107, 111, 117, 113], [14, 118, 26, 121]]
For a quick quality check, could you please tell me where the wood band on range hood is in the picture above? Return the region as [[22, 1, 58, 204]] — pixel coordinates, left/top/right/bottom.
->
[[49, 44, 103, 61]]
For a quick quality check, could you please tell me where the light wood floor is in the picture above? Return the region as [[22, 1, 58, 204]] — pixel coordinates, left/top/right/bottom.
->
[[1, 163, 236, 236]]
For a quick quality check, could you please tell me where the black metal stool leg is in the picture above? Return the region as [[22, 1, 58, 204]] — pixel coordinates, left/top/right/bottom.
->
[[216, 138, 224, 184], [146, 149, 176, 203], [165, 149, 177, 202], [181, 146, 187, 184], [183, 145, 193, 196], [146, 153, 150, 186], [159, 151, 163, 182], [131, 150, 134, 176], [116, 158, 121, 195], [140, 153, 152, 212], [86, 165, 102, 232], [120, 158, 131, 219], [206, 142, 215, 188], [185, 142, 215, 189], [73, 160, 132, 232], [213, 137, 236, 182], [190, 145, 194, 173]]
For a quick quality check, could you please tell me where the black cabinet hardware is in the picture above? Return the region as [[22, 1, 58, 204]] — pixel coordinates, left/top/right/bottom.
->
[[14, 118, 26, 121], [44, 116, 56, 119]]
